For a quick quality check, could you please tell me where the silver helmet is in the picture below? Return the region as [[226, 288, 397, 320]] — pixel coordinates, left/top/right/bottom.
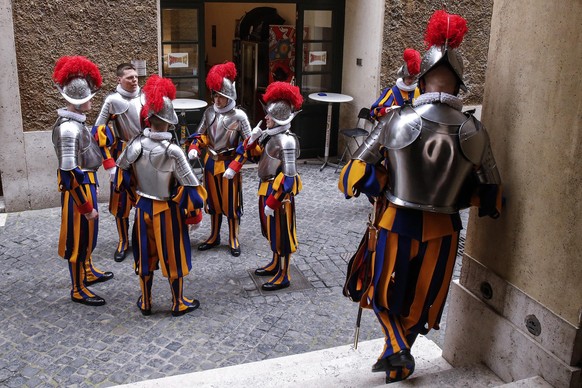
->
[[57, 77, 98, 105], [418, 45, 467, 91], [419, 10, 469, 92], [262, 100, 299, 126], [148, 96, 178, 125], [213, 77, 237, 101], [52, 56, 102, 105]]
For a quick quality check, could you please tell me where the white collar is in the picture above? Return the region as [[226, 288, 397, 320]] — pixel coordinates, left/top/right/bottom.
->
[[265, 123, 290, 136], [116, 84, 141, 99], [143, 128, 173, 141], [213, 99, 236, 114], [57, 108, 86, 122], [413, 92, 463, 111], [396, 78, 417, 92]]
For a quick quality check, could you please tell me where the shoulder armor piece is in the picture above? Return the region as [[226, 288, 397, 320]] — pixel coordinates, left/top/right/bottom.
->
[[119, 135, 143, 169], [459, 115, 487, 165], [352, 122, 383, 164], [196, 107, 215, 134], [222, 108, 250, 131], [413, 103, 469, 126], [107, 92, 131, 115], [383, 105, 422, 150]]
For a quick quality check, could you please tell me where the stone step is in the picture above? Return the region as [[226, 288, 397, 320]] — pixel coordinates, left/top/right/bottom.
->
[[497, 376, 554, 387], [117, 336, 510, 387]]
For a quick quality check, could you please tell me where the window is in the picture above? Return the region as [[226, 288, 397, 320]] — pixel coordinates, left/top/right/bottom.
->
[[161, 8, 202, 98], [301, 10, 333, 94]]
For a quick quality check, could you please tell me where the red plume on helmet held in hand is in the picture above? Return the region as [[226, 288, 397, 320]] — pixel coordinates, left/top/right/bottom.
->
[[206, 61, 238, 100], [419, 9, 468, 91], [262, 81, 303, 126], [52, 56, 102, 105], [140, 75, 178, 127]]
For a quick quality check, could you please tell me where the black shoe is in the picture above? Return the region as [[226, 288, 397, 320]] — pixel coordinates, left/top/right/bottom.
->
[[261, 281, 290, 291], [171, 299, 200, 317], [85, 271, 114, 286], [372, 349, 414, 372], [230, 247, 241, 257], [136, 297, 151, 316], [385, 362, 415, 384], [71, 295, 106, 306], [114, 248, 127, 262], [198, 240, 220, 251], [254, 268, 277, 277]]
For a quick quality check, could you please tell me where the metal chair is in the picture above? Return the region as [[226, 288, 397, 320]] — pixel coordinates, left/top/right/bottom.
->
[[335, 107, 374, 172]]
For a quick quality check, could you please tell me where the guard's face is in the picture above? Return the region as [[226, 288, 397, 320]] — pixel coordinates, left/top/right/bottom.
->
[[265, 115, 275, 129], [213, 94, 229, 109], [403, 76, 416, 86], [118, 69, 139, 93]]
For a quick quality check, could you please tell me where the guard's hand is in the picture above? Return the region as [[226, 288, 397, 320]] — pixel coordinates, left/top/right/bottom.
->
[[84, 209, 99, 220], [107, 167, 116, 183], [264, 204, 275, 217], [223, 167, 236, 180], [249, 120, 263, 143], [188, 148, 199, 160]]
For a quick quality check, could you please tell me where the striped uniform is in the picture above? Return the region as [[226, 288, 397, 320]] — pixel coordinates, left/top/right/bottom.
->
[[339, 154, 500, 374], [370, 85, 420, 120]]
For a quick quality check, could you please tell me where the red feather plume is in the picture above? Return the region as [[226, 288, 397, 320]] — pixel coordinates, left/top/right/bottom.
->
[[52, 56, 102, 89], [403, 48, 421, 76], [424, 10, 468, 49], [262, 81, 303, 110], [206, 61, 237, 91], [141, 75, 176, 122]]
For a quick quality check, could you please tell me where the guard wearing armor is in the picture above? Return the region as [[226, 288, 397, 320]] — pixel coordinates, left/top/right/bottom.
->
[[93, 63, 143, 262], [187, 62, 251, 257], [370, 48, 421, 120], [51, 56, 114, 307], [115, 75, 207, 317], [339, 10, 502, 384], [244, 82, 303, 291]]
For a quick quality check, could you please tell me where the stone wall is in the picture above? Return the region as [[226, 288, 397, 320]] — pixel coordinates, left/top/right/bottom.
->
[[12, 0, 159, 131], [381, 1, 493, 104]]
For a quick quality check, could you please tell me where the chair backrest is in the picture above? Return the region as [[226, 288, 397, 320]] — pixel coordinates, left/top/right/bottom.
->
[[355, 107, 374, 130]]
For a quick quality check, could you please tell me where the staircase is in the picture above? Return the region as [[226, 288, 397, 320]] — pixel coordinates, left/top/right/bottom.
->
[[116, 336, 552, 387]]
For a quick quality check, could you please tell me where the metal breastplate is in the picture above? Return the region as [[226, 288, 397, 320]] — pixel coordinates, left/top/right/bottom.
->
[[258, 133, 299, 181], [97, 92, 143, 141], [199, 108, 249, 153], [132, 137, 175, 200], [381, 104, 485, 213], [52, 118, 102, 172]]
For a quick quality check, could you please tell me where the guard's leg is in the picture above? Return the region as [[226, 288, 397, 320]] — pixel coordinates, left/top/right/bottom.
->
[[69, 259, 105, 306], [198, 213, 222, 250], [114, 216, 130, 261], [227, 217, 240, 256], [137, 273, 153, 315], [255, 252, 279, 276], [169, 277, 200, 316], [262, 253, 291, 291]]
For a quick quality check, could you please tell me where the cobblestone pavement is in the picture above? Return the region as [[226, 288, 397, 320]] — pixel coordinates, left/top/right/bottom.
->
[[0, 163, 465, 387]]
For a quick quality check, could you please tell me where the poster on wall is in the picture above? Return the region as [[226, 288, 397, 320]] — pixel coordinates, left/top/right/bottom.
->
[[308, 51, 327, 66], [168, 53, 189, 68]]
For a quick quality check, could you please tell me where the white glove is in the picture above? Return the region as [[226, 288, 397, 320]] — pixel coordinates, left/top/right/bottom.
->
[[106, 167, 116, 183], [264, 204, 275, 217], [188, 148, 199, 160], [249, 120, 263, 143], [223, 167, 236, 180]]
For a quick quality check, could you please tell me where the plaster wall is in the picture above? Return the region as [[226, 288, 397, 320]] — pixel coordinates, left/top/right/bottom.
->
[[338, 0, 385, 155], [467, 0, 582, 327], [0, 0, 30, 212]]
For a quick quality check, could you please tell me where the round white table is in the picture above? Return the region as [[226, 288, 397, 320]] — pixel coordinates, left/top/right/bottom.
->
[[172, 98, 208, 174], [308, 92, 353, 171]]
